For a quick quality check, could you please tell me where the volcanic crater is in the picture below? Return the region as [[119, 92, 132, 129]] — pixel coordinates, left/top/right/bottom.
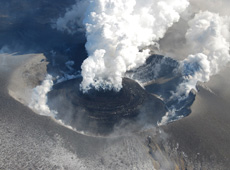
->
[[47, 77, 167, 135]]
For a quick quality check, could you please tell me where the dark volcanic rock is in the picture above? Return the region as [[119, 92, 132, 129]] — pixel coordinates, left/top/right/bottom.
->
[[48, 77, 167, 135]]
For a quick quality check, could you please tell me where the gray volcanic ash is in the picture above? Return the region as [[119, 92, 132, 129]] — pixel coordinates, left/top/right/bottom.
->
[[2, 0, 230, 169]]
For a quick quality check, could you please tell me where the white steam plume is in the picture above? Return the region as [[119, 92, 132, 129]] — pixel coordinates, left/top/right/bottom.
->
[[80, 0, 189, 92], [53, 0, 89, 34], [29, 75, 57, 117], [172, 11, 230, 99]]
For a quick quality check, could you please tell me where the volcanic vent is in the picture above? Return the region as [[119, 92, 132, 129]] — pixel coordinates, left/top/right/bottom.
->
[[47, 77, 167, 135]]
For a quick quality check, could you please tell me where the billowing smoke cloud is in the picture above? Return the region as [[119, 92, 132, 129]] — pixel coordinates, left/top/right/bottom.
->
[[80, 0, 189, 92], [159, 11, 230, 124], [172, 11, 230, 99], [29, 75, 57, 117]]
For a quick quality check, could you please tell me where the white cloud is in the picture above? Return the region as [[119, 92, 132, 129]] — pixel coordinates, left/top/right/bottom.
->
[[173, 11, 230, 99], [80, 0, 189, 92], [29, 74, 57, 117]]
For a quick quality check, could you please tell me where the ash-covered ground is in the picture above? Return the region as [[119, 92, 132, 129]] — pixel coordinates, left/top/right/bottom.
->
[[1, 0, 230, 170]]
